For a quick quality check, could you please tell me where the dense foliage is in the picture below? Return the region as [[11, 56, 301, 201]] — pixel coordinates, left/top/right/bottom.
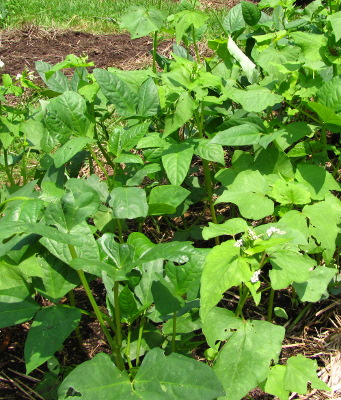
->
[[0, 0, 340, 398]]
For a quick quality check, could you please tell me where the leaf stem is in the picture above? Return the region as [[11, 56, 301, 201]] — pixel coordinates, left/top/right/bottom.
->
[[267, 288, 275, 322], [3, 149, 15, 186], [113, 281, 123, 349], [287, 303, 312, 332], [235, 284, 249, 318], [125, 324, 133, 370], [171, 311, 177, 353], [136, 311, 146, 367], [152, 31, 158, 74]]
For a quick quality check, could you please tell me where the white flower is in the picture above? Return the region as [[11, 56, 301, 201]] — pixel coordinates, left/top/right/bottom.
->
[[16, 73, 22, 79], [234, 238, 244, 248], [0, 59, 4, 68], [266, 227, 286, 237], [250, 269, 261, 283], [247, 228, 262, 240]]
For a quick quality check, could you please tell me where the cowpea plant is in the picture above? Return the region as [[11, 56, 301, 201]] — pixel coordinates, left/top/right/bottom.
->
[[0, 0, 340, 399]]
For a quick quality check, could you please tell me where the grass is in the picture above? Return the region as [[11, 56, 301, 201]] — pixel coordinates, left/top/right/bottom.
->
[[1, 0, 230, 34]]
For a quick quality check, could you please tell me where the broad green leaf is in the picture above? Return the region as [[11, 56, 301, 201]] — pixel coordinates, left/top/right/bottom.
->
[[165, 259, 203, 296], [307, 102, 341, 126], [109, 123, 149, 156], [291, 32, 327, 61], [293, 266, 336, 302], [20, 119, 45, 151], [257, 46, 300, 80], [210, 124, 262, 146], [173, 10, 208, 43], [223, 4, 245, 33], [0, 262, 29, 290], [284, 355, 330, 393], [114, 154, 143, 164], [216, 170, 274, 220], [230, 86, 283, 113], [93, 69, 137, 116], [302, 196, 341, 264], [241, 1, 261, 26], [151, 280, 185, 318], [134, 348, 225, 399], [149, 185, 190, 213], [33, 254, 80, 302], [62, 179, 101, 229], [164, 92, 197, 137], [317, 76, 341, 113], [261, 365, 290, 400], [110, 187, 148, 219], [271, 180, 311, 205], [213, 318, 284, 400], [275, 122, 312, 150], [328, 11, 341, 42], [200, 241, 252, 321], [53, 137, 94, 168], [203, 308, 244, 349], [195, 139, 225, 165], [119, 285, 139, 321], [162, 143, 194, 186], [44, 91, 92, 142], [274, 307, 288, 320], [126, 163, 161, 186], [120, 6, 166, 39], [227, 37, 258, 84], [135, 260, 164, 307], [202, 218, 248, 240], [58, 353, 135, 399], [99, 234, 135, 271], [295, 164, 340, 200], [35, 60, 69, 93], [127, 232, 155, 259], [269, 251, 316, 290], [0, 287, 40, 328], [137, 77, 160, 116], [25, 305, 81, 374], [2, 198, 43, 223]]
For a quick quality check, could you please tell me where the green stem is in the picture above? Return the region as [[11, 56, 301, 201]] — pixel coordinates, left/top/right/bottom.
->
[[68, 290, 85, 352], [191, 25, 200, 63], [171, 312, 177, 353], [21, 147, 27, 185], [116, 219, 124, 243], [113, 281, 122, 349], [68, 244, 125, 370], [125, 324, 133, 370], [321, 124, 327, 146], [87, 145, 110, 182], [152, 31, 158, 74], [136, 312, 146, 367], [95, 126, 116, 171], [3, 149, 15, 186], [286, 100, 321, 124], [267, 288, 275, 322], [287, 303, 312, 332], [235, 284, 249, 318]]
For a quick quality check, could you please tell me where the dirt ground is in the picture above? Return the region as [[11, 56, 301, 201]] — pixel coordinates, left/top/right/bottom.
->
[[0, 28, 167, 77]]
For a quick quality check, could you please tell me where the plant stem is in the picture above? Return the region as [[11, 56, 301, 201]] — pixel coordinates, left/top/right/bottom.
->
[[267, 288, 275, 322], [116, 219, 124, 243], [136, 311, 146, 367], [191, 25, 200, 63], [125, 324, 133, 370], [68, 244, 125, 370], [287, 303, 312, 332], [87, 145, 110, 182], [3, 149, 15, 186], [235, 284, 249, 318], [152, 31, 158, 74], [113, 281, 122, 349], [171, 312, 177, 353], [68, 290, 86, 352]]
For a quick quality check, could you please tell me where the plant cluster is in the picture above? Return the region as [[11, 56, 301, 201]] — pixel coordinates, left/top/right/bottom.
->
[[0, 0, 340, 399]]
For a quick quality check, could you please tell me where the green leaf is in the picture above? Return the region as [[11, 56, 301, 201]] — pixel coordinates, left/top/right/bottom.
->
[[119, 285, 139, 321], [134, 348, 225, 399], [241, 1, 261, 26], [307, 102, 341, 127], [151, 280, 185, 318], [44, 91, 93, 142], [109, 187, 148, 219], [200, 241, 252, 321], [203, 308, 244, 349], [271, 180, 311, 205], [202, 218, 248, 240], [0, 287, 40, 329], [269, 251, 316, 290], [165, 259, 203, 296], [53, 137, 94, 168], [216, 170, 274, 220], [62, 179, 101, 229], [119, 6, 166, 39], [295, 164, 340, 200], [25, 305, 81, 374], [148, 185, 190, 214], [173, 10, 208, 43], [223, 3, 245, 33], [317, 76, 341, 113], [162, 143, 194, 186], [195, 139, 225, 165], [99, 234, 135, 272], [328, 11, 341, 42], [93, 69, 137, 116], [291, 32, 327, 61], [164, 92, 197, 137], [274, 307, 288, 320], [257, 46, 300, 80], [137, 77, 160, 116], [2, 198, 43, 223], [293, 266, 336, 302], [58, 353, 135, 399], [35, 61, 69, 93], [230, 86, 283, 113], [284, 355, 330, 394], [33, 255, 80, 302], [261, 365, 290, 400], [213, 317, 284, 400], [210, 124, 262, 146]]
